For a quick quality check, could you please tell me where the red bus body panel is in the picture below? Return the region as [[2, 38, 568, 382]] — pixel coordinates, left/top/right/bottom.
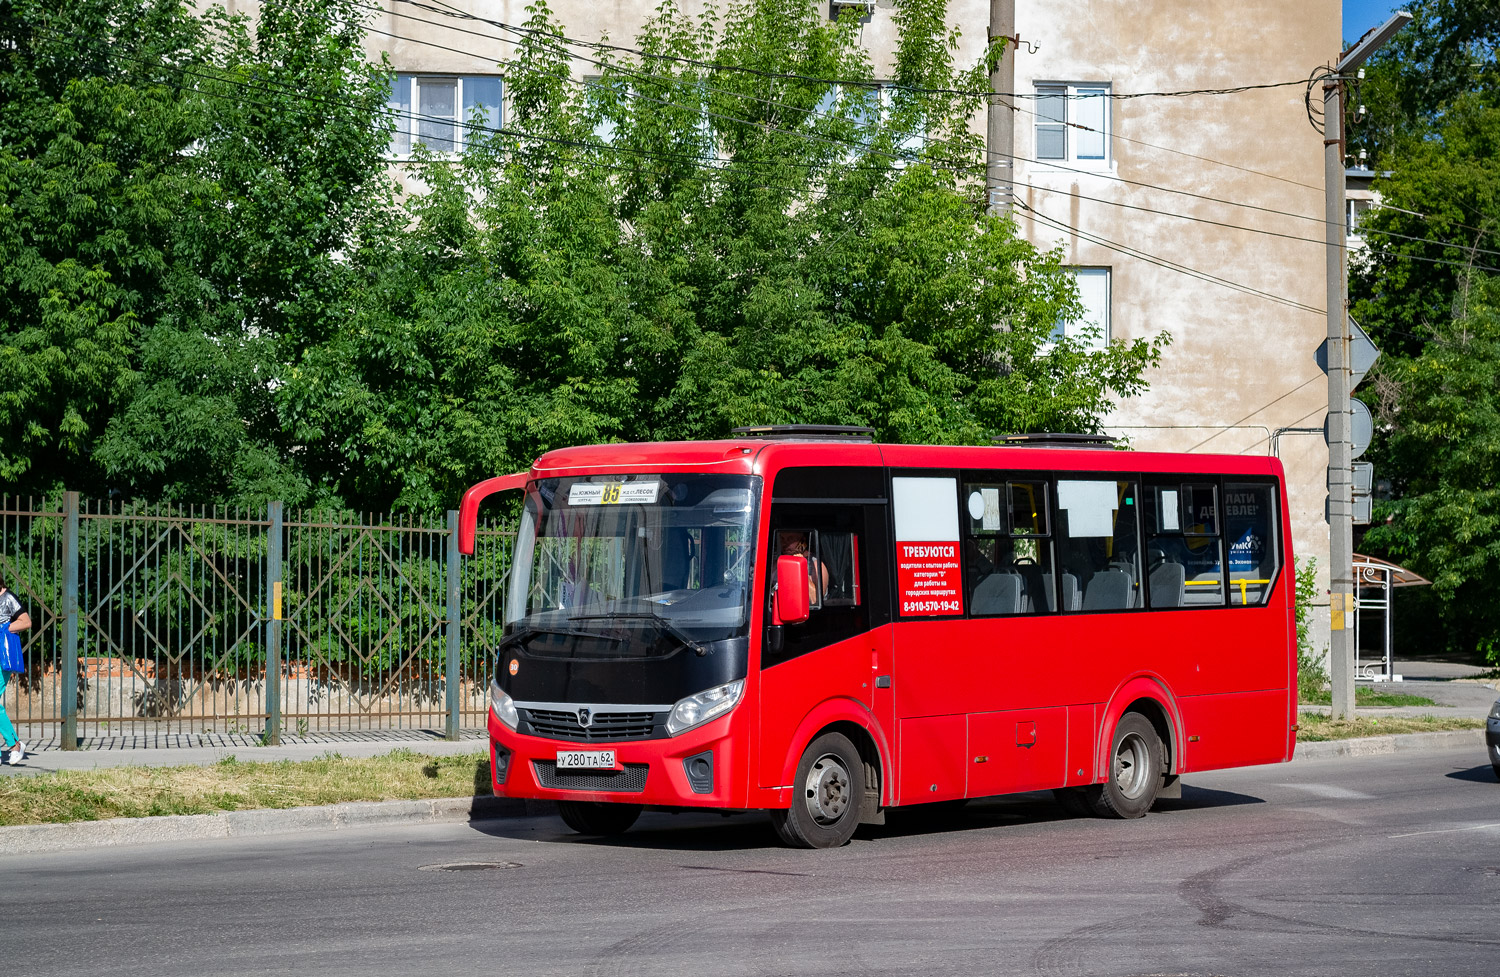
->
[[475, 437, 1297, 814]]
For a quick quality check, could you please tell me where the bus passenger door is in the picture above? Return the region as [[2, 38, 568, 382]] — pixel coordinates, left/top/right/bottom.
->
[[758, 496, 888, 790]]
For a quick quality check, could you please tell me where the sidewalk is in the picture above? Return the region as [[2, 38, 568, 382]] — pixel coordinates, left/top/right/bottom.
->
[[0, 728, 487, 777], [1297, 659, 1499, 719]]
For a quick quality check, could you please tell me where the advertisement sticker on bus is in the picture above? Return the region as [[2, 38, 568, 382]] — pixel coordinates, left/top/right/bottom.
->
[[892, 477, 963, 616]]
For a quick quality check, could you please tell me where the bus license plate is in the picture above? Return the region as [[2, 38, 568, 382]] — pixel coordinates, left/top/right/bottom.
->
[[556, 750, 618, 770]]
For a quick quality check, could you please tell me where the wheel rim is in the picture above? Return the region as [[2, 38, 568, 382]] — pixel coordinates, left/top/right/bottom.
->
[[803, 752, 852, 825], [1112, 732, 1151, 799]]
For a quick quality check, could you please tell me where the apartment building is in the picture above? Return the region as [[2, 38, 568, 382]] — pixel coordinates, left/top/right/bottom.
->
[[230, 1, 1342, 625]]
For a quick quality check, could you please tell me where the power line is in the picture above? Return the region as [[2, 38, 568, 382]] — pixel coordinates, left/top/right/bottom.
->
[[1016, 180, 1500, 273]]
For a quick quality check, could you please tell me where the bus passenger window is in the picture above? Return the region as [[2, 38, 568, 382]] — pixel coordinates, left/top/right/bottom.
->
[[1146, 482, 1224, 607], [1055, 479, 1141, 612], [1225, 482, 1279, 605], [963, 479, 1056, 615]]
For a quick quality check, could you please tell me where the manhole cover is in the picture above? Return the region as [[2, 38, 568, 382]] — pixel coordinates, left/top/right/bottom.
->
[[418, 861, 522, 872]]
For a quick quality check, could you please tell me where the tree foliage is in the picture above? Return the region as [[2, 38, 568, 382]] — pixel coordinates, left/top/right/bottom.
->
[[1349, 0, 1500, 661]]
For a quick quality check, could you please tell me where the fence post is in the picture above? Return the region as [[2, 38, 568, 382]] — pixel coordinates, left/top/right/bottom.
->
[[265, 501, 283, 746], [445, 509, 461, 741], [61, 491, 79, 750]]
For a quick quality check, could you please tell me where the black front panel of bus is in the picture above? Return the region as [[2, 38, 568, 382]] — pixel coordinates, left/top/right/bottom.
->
[[498, 637, 749, 706]]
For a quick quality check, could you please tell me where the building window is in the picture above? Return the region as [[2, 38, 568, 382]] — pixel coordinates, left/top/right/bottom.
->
[[1034, 83, 1110, 165], [387, 74, 502, 156], [1347, 197, 1373, 236], [1052, 267, 1110, 349]]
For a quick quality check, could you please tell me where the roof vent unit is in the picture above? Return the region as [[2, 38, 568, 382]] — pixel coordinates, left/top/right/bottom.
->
[[994, 432, 1118, 449], [731, 424, 876, 442]]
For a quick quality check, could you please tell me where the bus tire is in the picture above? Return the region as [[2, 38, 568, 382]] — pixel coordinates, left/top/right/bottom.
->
[[1087, 713, 1163, 819], [556, 800, 642, 836], [770, 731, 865, 848]]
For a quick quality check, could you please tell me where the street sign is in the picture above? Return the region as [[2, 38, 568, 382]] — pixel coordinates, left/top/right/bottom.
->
[[1352, 461, 1374, 495], [1314, 316, 1382, 389], [1353, 494, 1372, 525], [1325, 398, 1374, 459]]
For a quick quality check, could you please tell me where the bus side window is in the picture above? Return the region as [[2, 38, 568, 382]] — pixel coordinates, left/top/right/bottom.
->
[[1054, 479, 1141, 612], [1145, 481, 1225, 608], [1225, 482, 1279, 606], [963, 478, 1056, 615]]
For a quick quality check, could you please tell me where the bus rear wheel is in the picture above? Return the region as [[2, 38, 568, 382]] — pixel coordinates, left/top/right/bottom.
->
[[770, 731, 865, 849], [556, 800, 642, 836], [1085, 713, 1163, 819]]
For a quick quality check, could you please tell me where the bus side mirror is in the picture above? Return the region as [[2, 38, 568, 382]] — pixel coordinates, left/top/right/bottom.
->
[[774, 555, 810, 625]]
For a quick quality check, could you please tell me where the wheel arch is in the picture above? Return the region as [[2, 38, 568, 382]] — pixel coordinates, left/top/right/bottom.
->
[[779, 697, 892, 810], [1097, 675, 1182, 781]]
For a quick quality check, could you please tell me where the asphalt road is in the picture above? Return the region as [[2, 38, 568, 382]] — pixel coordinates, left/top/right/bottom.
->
[[2, 744, 1497, 977]]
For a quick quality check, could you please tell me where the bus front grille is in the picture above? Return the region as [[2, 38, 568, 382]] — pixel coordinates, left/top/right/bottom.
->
[[522, 708, 662, 742]]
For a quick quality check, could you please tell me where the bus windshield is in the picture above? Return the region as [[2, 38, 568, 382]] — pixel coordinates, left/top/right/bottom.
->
[[504, 474, 760, 657]]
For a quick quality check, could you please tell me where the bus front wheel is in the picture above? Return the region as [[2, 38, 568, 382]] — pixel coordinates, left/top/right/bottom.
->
[[770, 731, 865, 848], [556, 800, 642, 836], [1086, 713, 1163, 819]]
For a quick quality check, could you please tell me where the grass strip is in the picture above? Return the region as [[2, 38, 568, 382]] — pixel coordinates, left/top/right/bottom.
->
[[1296, 714, 1485, 742], [0, 749, 491, 828], [1300, 687, 1438, 707]]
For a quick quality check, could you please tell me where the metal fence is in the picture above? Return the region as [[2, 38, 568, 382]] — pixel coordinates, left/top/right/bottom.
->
[[0, 494, 513, 747]]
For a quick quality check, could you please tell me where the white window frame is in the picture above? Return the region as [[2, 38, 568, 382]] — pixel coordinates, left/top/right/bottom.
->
[[1052, 267, 1111, 350], [387, 74, 503, 158], [1033, 82, 1111, 168]]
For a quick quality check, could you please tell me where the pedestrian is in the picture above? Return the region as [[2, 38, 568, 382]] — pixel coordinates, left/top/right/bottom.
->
[[0, 575, 31, 765]]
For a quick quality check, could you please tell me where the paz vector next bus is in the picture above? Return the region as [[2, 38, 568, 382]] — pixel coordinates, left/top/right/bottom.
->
[[457, 426, 1296, 848]]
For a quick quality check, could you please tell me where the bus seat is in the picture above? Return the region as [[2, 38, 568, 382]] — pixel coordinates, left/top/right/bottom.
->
[[1083, 569, 1132, 611], [972, 572, 1022, 615], [1042, 573, 1081, 612], [1148, 561, 1186, 608]]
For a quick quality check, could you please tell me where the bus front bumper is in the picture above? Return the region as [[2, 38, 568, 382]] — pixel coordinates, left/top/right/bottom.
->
[[487, 708, 744, 808]]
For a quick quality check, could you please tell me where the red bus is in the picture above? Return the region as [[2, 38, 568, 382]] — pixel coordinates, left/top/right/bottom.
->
[[458, 426, 1296, 848]]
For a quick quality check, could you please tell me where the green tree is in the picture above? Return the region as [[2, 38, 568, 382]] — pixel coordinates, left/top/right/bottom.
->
[[286, 0, 1168, 512], [1347, 1, 1500, 661], [0, 0, 397, 506], [0, 0, 210, 494], [1359, 275, 1500, 663]]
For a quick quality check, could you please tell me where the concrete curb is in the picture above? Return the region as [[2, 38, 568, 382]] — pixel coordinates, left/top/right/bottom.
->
[[3, 729, 1489, 855], [0, 795, 556, 857], [1292, 727, 1486, 759]]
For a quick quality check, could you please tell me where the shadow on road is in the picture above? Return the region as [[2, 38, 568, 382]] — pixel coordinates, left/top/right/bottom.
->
[[1445, 764, 1500, 784], [1154, 783, 1268, 812], [462, 782, 1268, 850]]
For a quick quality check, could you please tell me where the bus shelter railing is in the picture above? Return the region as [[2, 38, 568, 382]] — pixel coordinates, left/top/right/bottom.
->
[[0, 494, 512, 748]]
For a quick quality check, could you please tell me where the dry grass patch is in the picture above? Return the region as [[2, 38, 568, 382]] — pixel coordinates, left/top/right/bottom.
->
[[0, 749, 490, 828], [1297, 714, 1485, 742]]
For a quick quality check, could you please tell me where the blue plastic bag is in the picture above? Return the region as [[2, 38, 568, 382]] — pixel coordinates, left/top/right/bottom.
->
[[1, 630, 22, 673]]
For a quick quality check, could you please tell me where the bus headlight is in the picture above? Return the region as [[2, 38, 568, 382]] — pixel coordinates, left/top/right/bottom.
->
[[666, 679, 744, 736], [490, 681, 519, 730]]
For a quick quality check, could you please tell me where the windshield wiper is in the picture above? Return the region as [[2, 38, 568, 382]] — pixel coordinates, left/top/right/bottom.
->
[[570, 612, 708, 656]]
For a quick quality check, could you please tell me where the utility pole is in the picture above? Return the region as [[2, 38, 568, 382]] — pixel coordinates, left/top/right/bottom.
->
[[986, 0, 1015, 215], [1323, 11, 1409, 720]]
